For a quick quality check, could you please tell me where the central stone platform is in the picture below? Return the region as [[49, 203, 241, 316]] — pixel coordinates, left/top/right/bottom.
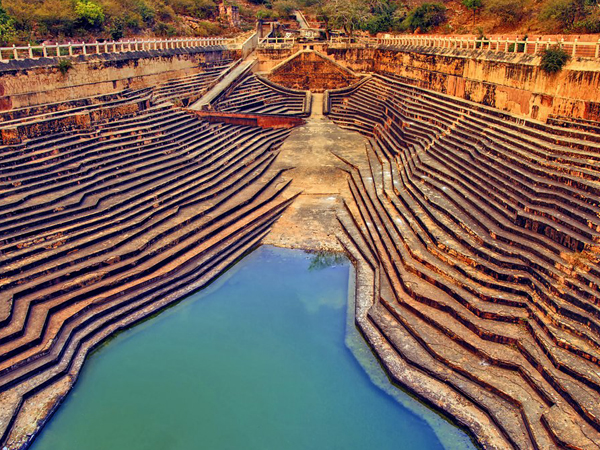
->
[[263, 93, 367, 251]]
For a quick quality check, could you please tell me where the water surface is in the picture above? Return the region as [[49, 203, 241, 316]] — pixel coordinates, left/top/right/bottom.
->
[[32, 246, 475, 450]]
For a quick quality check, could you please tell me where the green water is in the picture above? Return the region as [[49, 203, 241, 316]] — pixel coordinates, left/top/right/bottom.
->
[[31, 246, 475, 450]]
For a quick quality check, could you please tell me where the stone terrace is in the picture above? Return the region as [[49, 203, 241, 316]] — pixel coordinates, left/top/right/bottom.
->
[[0, 59, 309, 449], [2, 45, 600, 450], [327, 74, 600, 449]]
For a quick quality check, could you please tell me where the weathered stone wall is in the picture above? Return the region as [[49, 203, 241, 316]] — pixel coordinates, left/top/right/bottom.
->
[[0, 47, 236, 110], [326, 46, 600, 122], [266, 51, 360, 92]]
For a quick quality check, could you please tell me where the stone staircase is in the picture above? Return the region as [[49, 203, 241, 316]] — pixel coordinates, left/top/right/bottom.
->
[[212, 71, 309, 116], [0, 59, 302, 449], [327, 74, 600, 449]]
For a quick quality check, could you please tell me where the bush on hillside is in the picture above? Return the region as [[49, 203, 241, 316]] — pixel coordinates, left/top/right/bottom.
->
[[192, 19, 221, 36], [273, 0, 295, 19], [540, 46, 569, 73], [403, 2, 447, 32], [135, 0, 156, 24], [75, 0, 105, 29], [574, 8, 600, 32], [0, 1, 15, 44], [485, 0, 527, 24], [108, 18, 123, 39], [541, 0, 583, 28], [154, 20, 177, 35], [170, 0, 216, 20], [256, 7, 278, 20]]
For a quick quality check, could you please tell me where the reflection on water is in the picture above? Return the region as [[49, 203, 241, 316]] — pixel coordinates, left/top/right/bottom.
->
[[31, 246, 475, 450], [308, 250, 348, 271]]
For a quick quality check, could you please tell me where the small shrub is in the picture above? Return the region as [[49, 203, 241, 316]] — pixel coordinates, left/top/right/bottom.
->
[[540, 46, 569, 74], [193, 20, 221, 36], [108, 19, 124, 40], [256, 7, 278, 20], [56, 58, 73, 75], [154, 21, 177, 36]]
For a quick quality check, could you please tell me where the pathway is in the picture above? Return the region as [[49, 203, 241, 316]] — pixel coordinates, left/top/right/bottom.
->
[[264, 93, 369, 251]]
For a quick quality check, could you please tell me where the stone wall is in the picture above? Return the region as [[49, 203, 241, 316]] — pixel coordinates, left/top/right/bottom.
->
[[0, 47, 236, 110], [266, 51, 360, 92], [326, 46, 600, 122]]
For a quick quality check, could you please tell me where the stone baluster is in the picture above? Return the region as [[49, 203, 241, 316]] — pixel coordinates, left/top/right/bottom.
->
[[534, 37, 539, 54], [42, 44, 47, 58], [68, 42, 73, 56], [27, 43, 33, 58], [596, 39, 600, 58], [572, 38, 577, 57]]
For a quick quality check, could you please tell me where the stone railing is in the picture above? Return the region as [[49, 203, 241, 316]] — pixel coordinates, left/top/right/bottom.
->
[[329, 35, 600, 58], [0, 37, 235, 62], [377, 35, 599, 58], [258, 37, 296, 49]]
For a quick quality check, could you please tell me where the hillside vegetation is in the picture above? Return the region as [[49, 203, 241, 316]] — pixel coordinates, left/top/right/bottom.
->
[[0, 0, 256, 44], [301, 0, 600, 36], [0, 0, 598, 46]]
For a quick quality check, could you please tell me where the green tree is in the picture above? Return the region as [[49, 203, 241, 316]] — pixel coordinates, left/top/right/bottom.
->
[[75, 0, 104, 29], [325, 0, 370, 36], [462, 0, 482, 27], [135, 0, 156, 25], [361, 0, 400, 34], [0, 0, 15, 44]]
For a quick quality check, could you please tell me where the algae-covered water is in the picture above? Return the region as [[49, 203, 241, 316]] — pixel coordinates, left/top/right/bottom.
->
[[31, 246, 475, 450]]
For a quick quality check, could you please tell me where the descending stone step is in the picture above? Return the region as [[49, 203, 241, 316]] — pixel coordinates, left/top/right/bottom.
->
[[0, 61, 304, 449], [326, 74, 600, 449]]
